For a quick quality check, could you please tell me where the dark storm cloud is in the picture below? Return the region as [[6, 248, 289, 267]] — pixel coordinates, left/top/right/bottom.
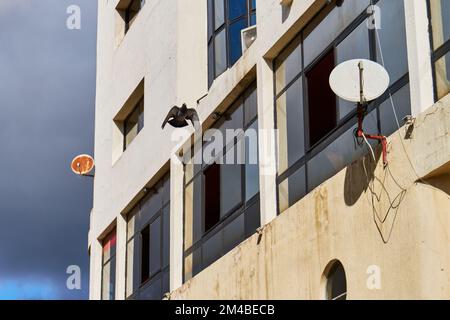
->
[[0, 0, 97, 299]]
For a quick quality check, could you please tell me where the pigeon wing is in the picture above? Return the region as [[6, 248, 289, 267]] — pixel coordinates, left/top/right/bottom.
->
[[186, 108, 200, 129], [161, 106, 179, 129]]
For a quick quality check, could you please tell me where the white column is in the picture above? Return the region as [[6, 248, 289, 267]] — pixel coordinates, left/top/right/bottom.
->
[[257, 57, 278, 226], [169, 154, 184, 291], [404, 0, 435, 116], [115, 215, 127, 300], [89, 239, 103, 300]]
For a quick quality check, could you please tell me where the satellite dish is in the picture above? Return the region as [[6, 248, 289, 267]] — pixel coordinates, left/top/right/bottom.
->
[[329, 59, 389, 103], [71, 154, 95, 176], [330, 59, 391, 167]]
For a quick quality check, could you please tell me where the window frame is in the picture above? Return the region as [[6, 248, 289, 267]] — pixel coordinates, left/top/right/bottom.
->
[[125, 173, 170, 300], [305, 48, 338, 148], [101, 229, 117, 301], [324, 260, 347, 301], [427, 0, 450, 101], [208, 0, 257, 86], [123, 97, 144, 151], [274, 0, 411, 214]]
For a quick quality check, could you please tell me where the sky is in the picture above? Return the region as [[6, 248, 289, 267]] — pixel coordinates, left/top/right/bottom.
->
[[0, 0, 97, 299]]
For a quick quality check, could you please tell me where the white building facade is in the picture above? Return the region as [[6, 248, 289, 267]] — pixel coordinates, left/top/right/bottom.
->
[[90, 0, 450, 300]]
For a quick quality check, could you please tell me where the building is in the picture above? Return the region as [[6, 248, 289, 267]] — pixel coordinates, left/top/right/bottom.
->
[[89, 0, 450, 300]]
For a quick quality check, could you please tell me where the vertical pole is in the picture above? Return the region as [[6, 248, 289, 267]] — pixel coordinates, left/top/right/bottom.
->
[[169, 154, 184, 292], [257, 58, 278, 225], [404, 0, 435, 114]]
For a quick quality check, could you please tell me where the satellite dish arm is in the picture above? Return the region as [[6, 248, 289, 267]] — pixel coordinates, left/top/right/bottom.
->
[[358, 61, 366, 106], [81, 173, 95, 178], [355, 61, 388, 167], [330, 59, 390, 166]]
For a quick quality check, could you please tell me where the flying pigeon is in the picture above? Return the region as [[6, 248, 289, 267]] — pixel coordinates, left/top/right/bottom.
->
[[161, 103, 200, 130]]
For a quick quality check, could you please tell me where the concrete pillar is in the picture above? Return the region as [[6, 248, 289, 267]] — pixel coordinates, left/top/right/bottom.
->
[[257, 57, 278, 226], [169, 154, 184, 291], [89, 239, 103, 300], [404, 0, 435, 116], [115, 215, 127, 300]]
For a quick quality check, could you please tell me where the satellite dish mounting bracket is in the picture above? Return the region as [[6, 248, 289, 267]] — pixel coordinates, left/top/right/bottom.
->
[[80, 173, 95, 178], [355, 61, 388, 167]]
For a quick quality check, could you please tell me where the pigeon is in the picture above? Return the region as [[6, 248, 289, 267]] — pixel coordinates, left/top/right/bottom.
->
[[161, 104, 200, 129]]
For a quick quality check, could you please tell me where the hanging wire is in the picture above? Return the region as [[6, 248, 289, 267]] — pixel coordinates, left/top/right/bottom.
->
[[374, 27, 449, 199], [362, 132, 376, 162]]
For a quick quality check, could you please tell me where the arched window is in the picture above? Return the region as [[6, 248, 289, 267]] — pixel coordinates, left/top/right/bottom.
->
[[323, 260, 347, 300]]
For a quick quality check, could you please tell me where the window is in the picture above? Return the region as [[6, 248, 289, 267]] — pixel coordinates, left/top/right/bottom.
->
[[113, 79, 144, 158], [124, 98, 144, 150], [204, 163, 221, 232], [275, 0, 410, 213], [306, 49, 337, 147], [323, 260, 347, 300], [208, 0, 257, 86], [117, 0, 145, 34], [428, 0, 450, 100], [126, 173, 170, 300], [140, 225, 150, 283], [101, 229, 117, 300], [183, 84, 260, 281]]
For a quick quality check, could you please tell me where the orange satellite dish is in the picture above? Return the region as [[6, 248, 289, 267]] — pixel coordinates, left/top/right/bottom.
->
[[71, 154, 95, 176]]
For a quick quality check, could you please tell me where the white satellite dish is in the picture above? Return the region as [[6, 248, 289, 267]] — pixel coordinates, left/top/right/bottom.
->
[[329, 59, 391, 167], [329, 59, 389, 103]]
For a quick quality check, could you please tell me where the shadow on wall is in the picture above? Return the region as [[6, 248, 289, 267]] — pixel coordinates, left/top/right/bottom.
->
[[343, 151, 381, 207], [421, 175, 450, 196], [343, 148, 408, 244], [421, 162, 450, 197]]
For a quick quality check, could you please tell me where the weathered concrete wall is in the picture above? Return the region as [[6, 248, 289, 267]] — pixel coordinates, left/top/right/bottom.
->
[[171, 96, 450, 300]]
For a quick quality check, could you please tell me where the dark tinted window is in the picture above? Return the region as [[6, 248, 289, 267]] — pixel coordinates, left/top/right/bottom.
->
[[306, 49, 336, 147], [204, 164, 221, 232], [326, 261, 347, 300], [162, 206, 170, 268], [140, 226, 150, 283], [183, 85, 260, 282], [126, 173, 170, 300]]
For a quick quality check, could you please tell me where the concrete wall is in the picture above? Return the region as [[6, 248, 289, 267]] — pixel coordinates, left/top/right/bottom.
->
[[91, 0, 442, 299]]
